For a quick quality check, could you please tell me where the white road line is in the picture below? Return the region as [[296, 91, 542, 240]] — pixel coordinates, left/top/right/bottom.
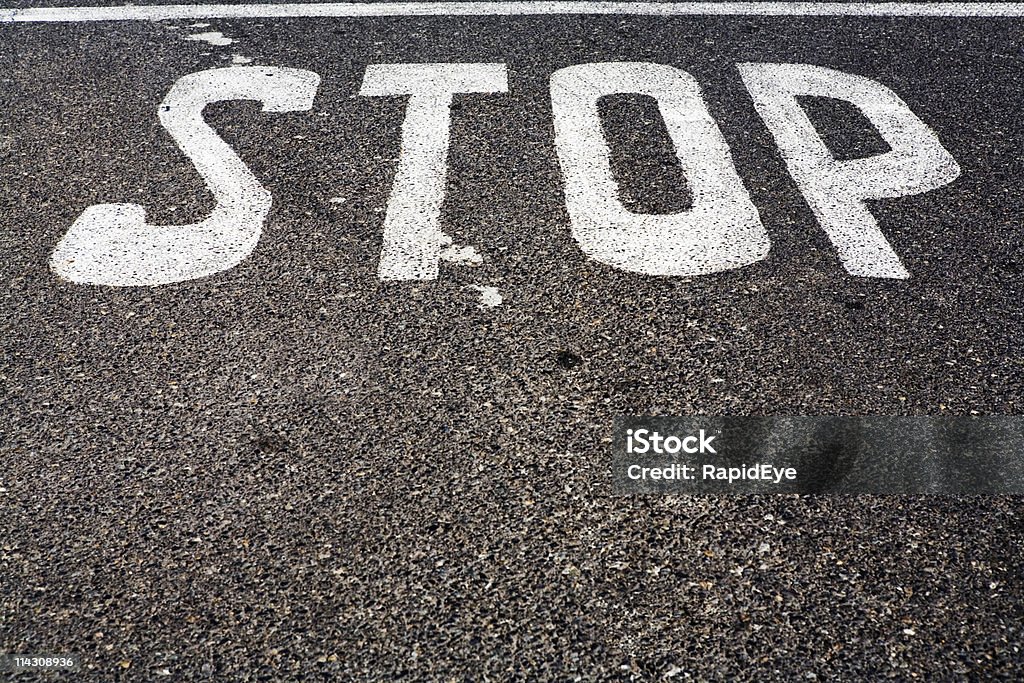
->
[[5, 2, 1024, 23]]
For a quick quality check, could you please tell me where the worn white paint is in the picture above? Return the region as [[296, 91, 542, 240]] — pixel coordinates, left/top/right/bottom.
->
[[441, 244, 484, 266], [231, 54, 253, 65], [551, 62, 769, 276], [186, 30, 233, 46], [50, 67, 320, 286], [6, 3, 1024, 22], [469, 284, 503, 307], [360, 63, 507, 280], [738, 62, 961, 279]]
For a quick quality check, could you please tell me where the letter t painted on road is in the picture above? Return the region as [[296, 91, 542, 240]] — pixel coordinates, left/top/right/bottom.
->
[[360, 63, 509, 281]]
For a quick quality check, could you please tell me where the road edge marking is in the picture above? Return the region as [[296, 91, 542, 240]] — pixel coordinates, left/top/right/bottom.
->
[[5, 2, 1024, 23]]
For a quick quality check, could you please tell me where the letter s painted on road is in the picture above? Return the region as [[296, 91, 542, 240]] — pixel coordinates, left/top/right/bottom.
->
[[49, 67, 321, 287]]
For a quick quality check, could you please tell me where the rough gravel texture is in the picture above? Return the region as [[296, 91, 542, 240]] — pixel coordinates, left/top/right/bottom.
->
[[1, 7, 1023, 681]]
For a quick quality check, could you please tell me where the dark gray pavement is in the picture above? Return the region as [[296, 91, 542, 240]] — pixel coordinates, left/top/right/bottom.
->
[[1, 5, 1023, 680]]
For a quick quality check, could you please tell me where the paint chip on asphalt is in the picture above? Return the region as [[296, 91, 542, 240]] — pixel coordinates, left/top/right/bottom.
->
[[441, 244, 483, 267], [469, 285, 502, 308], [187, 31, 233, 46]]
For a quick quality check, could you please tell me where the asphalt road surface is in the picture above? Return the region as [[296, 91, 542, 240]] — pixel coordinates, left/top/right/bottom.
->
[[2, 2, 1023, 680]]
